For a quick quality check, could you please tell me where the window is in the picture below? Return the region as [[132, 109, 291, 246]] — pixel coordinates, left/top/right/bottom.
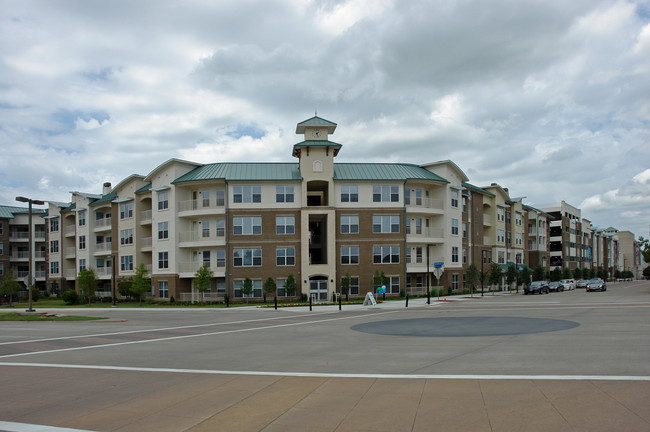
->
[[373, 215, 399, 233], [50, 262, 59, 275], [233, 185, 261, 203], [276, 185, 294, 203], [202, 190, 210, 207], [452, 247, 459, 263], [0, 222, 3, 235], [202, 220, 210, 238], [462, 222, 467, 238], [216, 189, 225, 206], [276, 216, 295, 235], [463, 248, 467, 264], [78, 235, 86, 250], [516, 213, 522, 225], [497, 207, 505, 221], [120, 256, 133, 271], [216, 219, 225, 237], [78, 211, 86, 226], [48, 240, 58, 253], [341, 185, 359, 203], [498, 251, 505, 264], [340, 215, 359, 234], [49, 219, 59, 232], [405, 189, 423, 206], [387, 276, 400, 294], [406, 218, 423, 235], [451, 219, 459, 235], [341, 246, 359, 265], [120, 202, 133, 219], [120, 229, 133, 245], [158, 191, 169, 210], [415, 247, 423, 264], [451, 191, 459, 208], [373, 185, 399, 202], [233, 216, 262, 235], [516, 233, 522, 245], [79, 259, 86, 272], [158, 281, 169, 298], [497, 229, 505, 243], [452, 274, 459, 290], [233, 248, 262, 267], [516, 253, 522, 264], [234, 279, 262, 298], [158, 251, 169, 269], [158, 222, 168, 240], [0, 263, 3, 276], [341, 276, 360, 295], [373, 246, 399, 264], [216, 249, 226, 268], [202, 251, 210, 267], [276, 247, 295, 266], [462, 197, 467, 212], [0, 243, 3, 255]]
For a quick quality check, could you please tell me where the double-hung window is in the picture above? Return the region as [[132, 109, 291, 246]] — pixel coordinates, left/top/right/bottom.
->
[[120, 229, 133, 245], [158, 252, 169, 269], [372, 185, 399, 202], [341, 246, 359, 265], [373, 246, 399, 264], [341, 185, 358, 203], [233, 248, 262, 267], [276, 185, 294, 203], [233, 216, 262, 235], [233, 185, 261, 203], [120, 202, 133, 219], [158, 191, 169, 210], [340, 215, 359, 234], [276, 247, 295, 266], [373, 215, 399, 233], [158, 222, 168, 240], [451, 218, 459, 235], [276, 216, 295, 235]]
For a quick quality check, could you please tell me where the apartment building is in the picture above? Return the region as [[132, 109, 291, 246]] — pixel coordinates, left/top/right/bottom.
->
[[523, 204, 551, 271], [543, 201, 585, 271], [615, 230, 642, 277], [0, 205, 48, 292]]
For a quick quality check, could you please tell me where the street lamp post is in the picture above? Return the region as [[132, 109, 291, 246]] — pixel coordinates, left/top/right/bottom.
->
[[426, 244, 431, 304], [111, 255, 117, 307], [481, 249, 486, 297], [15, 196, 45, 312]]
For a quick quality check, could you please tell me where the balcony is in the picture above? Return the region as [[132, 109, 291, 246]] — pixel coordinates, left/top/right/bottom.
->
[[177, 262, 225, 278], [405, 227, 445, 243], [93, 218, 112, 232], [178, 231, 226, 247], [140, 210, 152, 225], [141, 237, 152, 251], [65, 225, 76, 237], [94, 242, 112, 255], [483, 214, 492, 226], [65, 269, 76, 279], [405, 198, 444, 213], [65, 247, 76, 259], [178, 200, 226, 217]]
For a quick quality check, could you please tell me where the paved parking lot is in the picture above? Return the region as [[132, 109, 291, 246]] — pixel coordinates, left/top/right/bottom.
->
[[1, 280, 649, 431]]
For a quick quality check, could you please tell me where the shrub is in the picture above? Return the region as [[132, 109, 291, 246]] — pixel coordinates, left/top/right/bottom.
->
[[62, 290, 80, 305]]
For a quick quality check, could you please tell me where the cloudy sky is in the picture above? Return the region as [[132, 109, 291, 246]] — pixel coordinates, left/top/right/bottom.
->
[[1, 0, 649, 237]]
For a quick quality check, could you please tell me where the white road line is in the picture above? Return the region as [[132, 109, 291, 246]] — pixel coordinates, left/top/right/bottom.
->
[[0, 421, 94, 432], [0, 310, 347, 346], [0, 310, 401, 359], [1, 362, 648, 381]]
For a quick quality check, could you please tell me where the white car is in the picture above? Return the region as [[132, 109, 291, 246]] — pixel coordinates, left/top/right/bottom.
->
[[560, 279, 576, 290]]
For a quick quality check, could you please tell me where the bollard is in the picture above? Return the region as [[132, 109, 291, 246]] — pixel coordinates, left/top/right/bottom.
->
[[309, 295, 312, 311], [274, 296, 277, 310], [405, 294, 409, 308], [338, 293, 342, 310]]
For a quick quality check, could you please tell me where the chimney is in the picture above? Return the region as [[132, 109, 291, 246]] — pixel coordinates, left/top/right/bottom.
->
[[504, 188, 509, 193], [103, 182, 112, 195]]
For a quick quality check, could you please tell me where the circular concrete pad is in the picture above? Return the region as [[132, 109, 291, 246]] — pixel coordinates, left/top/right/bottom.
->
[[351, 317, 580, 337]]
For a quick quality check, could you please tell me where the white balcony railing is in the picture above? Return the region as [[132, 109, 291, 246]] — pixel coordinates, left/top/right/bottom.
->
[[141, 237, 152, 248], [140, 210, 152, 223], [178, 199, 225, 212], [94, 218, 112, 229], [94, 242, 112, 252]]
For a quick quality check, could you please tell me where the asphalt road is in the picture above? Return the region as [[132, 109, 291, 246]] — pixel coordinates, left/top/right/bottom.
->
[[1, 280, 649, 431]]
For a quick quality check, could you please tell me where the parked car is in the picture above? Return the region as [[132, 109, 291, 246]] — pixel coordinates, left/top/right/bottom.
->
[[548, 281, 564, 292], [576, 280, 590, 290], [525, 281, 549, 295], [586, 278, 607, 292], [560, 279, 576, 290]]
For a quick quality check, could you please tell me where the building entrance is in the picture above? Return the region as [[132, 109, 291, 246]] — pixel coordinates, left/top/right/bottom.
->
[[309, 276, 329, 302]]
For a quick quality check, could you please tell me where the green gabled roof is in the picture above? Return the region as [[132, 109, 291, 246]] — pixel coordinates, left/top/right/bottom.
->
[[62, 202, 76, 212], [334, 163, 448, 182], [90, 192, 118, 207], [172, 163, 302, 184], [0, 205, 48, 219], [292, 140, 342, 157], [462, 182, 496, 197], [136, 183, 152, 194], [522, 204, 553, 218], [295, 116, 337, 134]]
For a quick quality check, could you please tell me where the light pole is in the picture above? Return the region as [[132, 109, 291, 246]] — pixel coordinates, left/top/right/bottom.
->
[[111, 254, 117, 307], [15, 196, 45, 312], [426, 244, 431, 304], [481, 249, 486, 297]]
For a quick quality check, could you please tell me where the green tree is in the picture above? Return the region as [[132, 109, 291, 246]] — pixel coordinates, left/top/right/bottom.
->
[[263, 277, 276, 302], [193, 264, 214, 303], [341, 272, 352, 299], [550, 267, 562, 282], [130, 263, 151, 306], [562, 267, 572, 279], [241, 277, 253, 303], [505, 264, 517, 291], [573, 267, 583, 280], [643, 266, 650, 279], [488, 263, 503, 290], [118, 279, 132, 299], [77, 267, 97, 305], [0, 269, 21, 306], [638, 237, 650, 263], [532, 264, 545, 282], [517, 267, 531, 287], [372, 270, 387, 293], [285, 274, 297, 298], [464, 264, 480, 295]]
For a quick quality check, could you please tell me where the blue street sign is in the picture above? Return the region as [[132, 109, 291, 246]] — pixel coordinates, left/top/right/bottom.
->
[[433, 262, 444, 269]]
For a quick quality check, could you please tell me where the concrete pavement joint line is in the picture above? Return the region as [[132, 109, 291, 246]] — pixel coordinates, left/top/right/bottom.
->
[[1, 363, 649, 381], [0, 310, 343, 346], [0, 421, 95, 432], [0, 310, 402, 359]]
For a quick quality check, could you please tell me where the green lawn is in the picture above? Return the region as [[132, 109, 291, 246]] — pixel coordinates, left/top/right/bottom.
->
[[0, 312, 105, 321]]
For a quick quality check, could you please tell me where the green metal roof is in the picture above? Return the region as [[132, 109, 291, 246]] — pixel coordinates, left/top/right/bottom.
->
[[462, 182, 496, 197], [172, 163, 302, 184], [522, 204, 553, 218], [0, 205, 47, 219], [334, 163, 448, 182], [136, 183, 152, 194], [295, 116, 337, 134], [62, 202, 76, 212], [89, 192, 118, 207], [292, 140, 342, 157]]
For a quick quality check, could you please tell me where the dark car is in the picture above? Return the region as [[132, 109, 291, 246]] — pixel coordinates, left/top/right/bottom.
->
[[586, 278, 607, 292], [524, 281, 549, 295], [548, 281, 564, 292]]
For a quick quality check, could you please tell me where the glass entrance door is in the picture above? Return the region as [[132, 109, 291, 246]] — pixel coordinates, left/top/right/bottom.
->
[[309, 277, 329, 302]]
